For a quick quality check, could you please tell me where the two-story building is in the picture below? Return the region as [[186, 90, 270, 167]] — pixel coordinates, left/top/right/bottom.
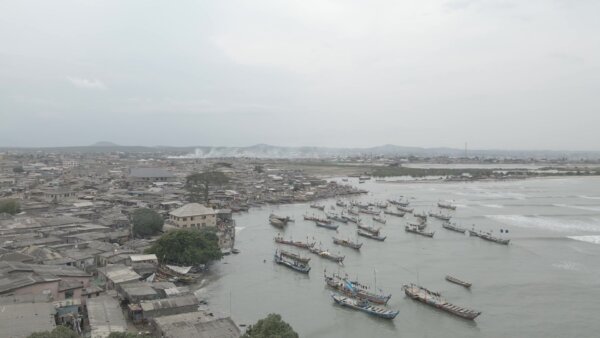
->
[[168, 203, 216, 229]]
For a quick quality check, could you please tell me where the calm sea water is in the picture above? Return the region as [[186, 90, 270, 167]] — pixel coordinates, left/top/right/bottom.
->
[[197, 177, 600, 337]]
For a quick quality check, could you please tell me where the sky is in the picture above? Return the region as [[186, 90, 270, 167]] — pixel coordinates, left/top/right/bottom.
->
[[1, 0, 599, 150]]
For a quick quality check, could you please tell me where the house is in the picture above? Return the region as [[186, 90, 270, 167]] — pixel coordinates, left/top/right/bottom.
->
[[97, 264, 141, 289], [152, 312, 240, 338], [168, 203, 216, 229], [128, 168, 176, 187], [140, 295, 200, 320], [87, 295, 127, 338], [0, 301, 57, 338]]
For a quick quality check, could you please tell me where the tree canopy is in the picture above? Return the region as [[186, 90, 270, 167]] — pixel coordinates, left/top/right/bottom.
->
[[107, 332, 152, 338], [186, 171, 229, 204], [131, 208, 164, 238], [147, 228, 222, 265], [0, 199, 20, 215], [27, 326, 79, 338], [242, 314, 299, 338]]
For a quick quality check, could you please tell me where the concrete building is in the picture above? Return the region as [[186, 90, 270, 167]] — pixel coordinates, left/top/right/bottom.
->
[[87, 295, 127, 338], [128, 168, 176, 187], [168, 203, 216, 229], [0, 302, 57, 337], [152, 312, 240, 338]]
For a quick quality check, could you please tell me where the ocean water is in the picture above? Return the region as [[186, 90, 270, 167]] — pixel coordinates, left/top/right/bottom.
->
[[200, 177, 600, 337]]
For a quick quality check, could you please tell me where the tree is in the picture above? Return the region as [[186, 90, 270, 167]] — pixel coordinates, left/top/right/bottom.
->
[[131, 208, 164, 238], [242, 314, 298, 338], [186, 171, 229, 205], [0, 199, 20, 215], [12, 166, 24, 173], [27, 326, 79, 338], [146, 228, 222, 265], [254, 165, 264, 173]]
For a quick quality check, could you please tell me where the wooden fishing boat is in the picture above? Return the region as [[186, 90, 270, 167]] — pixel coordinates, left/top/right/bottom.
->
[[376, 202, 388, 209], [326, 213, 348, 223], [438, 202, 457, 210], [357, 229, 386, 241], [331, 293, 399, 319], [442, 222, 466, 233], [336, 200, 347, 207], [310, 203, 325, 211], [405, 225, 434, 238], [414, 212, 428, 220], [372, 216, 386, 224], [408, 222, 427, 230], [347, 208, 360, 216], [383, 210, 405, 217], [396, 206, 414, 213], [332, 237, 362, 250], [359, 209, 380, 215], [445, 275, 471, 288], [357, 223, 381, 235], [468, 230, 510, 245], [324, 272, 392, 305], [428, 212, 451, 221], [304, 215, 332, 224], [309, 247, 345, 263], [269, 217, 285, 229], [269, 214, 291, 224], [402, 284, 481, 320], [280, 249, 311, 264], [344, 215, 361, 224], [274, 235, 315, 249], [274, 251, 310, 273], [316, 221, 339, 230]]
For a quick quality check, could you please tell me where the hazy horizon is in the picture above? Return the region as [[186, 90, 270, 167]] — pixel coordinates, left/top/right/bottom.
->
[[2, 1, 600, 150]]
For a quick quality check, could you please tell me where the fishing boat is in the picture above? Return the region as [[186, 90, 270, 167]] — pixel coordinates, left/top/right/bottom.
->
[[372, 216, 387, 224], [303, 215, 331, 224], [396, 206, 414, 213], [310, 203, 325, 211], [344, 215, 361, 224], [316, 221, 339, 230], [269, 214, 291, 224], [405, 225, 434, 238], [274, 235, 315, 249], [438, 201, 457, 210], [442, 222, 466, 233], [324, 272, 392, 305], [309, 247, 345, 263], [358, 180, 365, 184], [408, 222, 427, 230], [332, 237, 363, 250], [383, 210, 405, 217], [274, 251, 310, 273], [336, 200, 347, 207], [357, 229, 386, 241], [468, 229, 510, 245], [357, 223, 381, 235], [402, 284, 481, 320], [414, 212, 428, 221], [428, 212, 451, 221], [331, 293, 399, 319], [359, 208, 380, 215], [445, 275, 472, 288], [326, 213, 348, 223], [342, 178, 349, 182], [269, 217, 286, 229], [280, 249, 311, 264], [347, 208, 360, 216], [376, 202, 388, 209]]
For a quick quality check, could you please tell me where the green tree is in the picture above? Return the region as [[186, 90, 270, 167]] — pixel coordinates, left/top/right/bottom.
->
[[186, 171, 229, 205], [12, 166, 24, 173], [27, 326, 79, 338], [242, 313, 298, 338], [147, 228, 222, 265], [254, 165, 264, 173], [0, 199, 20, 215], [131, 208, 164, 238]]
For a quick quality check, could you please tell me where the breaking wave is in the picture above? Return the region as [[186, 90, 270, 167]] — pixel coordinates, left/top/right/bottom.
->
[[567, 235, 600, 245], [553, 204, 600, 212], [552, 261, 584, 271], [480, 204, 504, 209], [486, 214, 600, 232], [578, 195, 600, 200]]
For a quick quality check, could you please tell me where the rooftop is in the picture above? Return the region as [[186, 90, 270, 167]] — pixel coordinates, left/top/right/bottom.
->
[[0, 302, 56, 338], [129, 168, 175, 178], [170, 203, 216, 217], [87, 295, 127, 338]]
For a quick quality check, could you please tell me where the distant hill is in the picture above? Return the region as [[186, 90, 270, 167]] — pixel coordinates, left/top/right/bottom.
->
[[90, 141, 120, 147]]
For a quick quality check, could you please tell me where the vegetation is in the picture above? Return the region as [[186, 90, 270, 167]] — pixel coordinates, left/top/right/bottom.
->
[[242, 313, 299, 338], [146, 228, 222, 265], [131, 208, 164, 238], [254, 165, 264, 173], [12, 166, 24, 173], [186, 171, 230, 204], [0, 199, 21, 215], [27, 326, 79, 338]]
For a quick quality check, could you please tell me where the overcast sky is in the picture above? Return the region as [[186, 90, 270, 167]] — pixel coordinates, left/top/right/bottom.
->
[[1, 0, 599, 150]]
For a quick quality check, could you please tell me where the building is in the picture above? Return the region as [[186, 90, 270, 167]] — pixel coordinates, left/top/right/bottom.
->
[[168, 203, 216, 229], [128, 168, 176, 187], [152, 312, 240, 338], [87, 295, 127, 338], [0, 301, 57, 337]]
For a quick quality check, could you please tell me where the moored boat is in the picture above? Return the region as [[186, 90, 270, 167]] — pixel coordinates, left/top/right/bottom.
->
[[309, 247, 345, 263], [357, 229, 386, 241], [408, 222, 427, 230], [274, 235, 315, 249], [442, 222, 466, 233], [372, 216, 386, 224], [269, 217, 285, 229], [445, 275, 472, 288], [357, 223, 381, 235], [324, 272, 392, 305], [383, 210, 405, 217], [428, 211, 451, 221], [304, 215, 332, 224], [359, 208, 380, 215], [316, 221, 339, 230], [310, 203, 325, 211], [274, 251, 311, 273], [405, 225, 434, 238], [468, 229, 510, 245], [397, 206, 414, 213], [414, 211, 428, 220], [280, 249, 311, 264], [331, 293, 399, 319], [438, 201, 457, 210], [332, 237, 363, 250], [402, 283, 481, 320], [326, 213, 348, 223]]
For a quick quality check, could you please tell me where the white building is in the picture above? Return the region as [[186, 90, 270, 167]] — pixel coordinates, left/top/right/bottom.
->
[[168, 203, 216, 229]]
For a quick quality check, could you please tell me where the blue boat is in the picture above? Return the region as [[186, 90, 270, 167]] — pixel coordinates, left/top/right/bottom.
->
[[331, 293, 399, 319], [274, 251, 311, 273]]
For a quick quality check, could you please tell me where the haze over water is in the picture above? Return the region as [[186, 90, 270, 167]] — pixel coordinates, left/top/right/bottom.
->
[[196, 176, 600, 337]]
